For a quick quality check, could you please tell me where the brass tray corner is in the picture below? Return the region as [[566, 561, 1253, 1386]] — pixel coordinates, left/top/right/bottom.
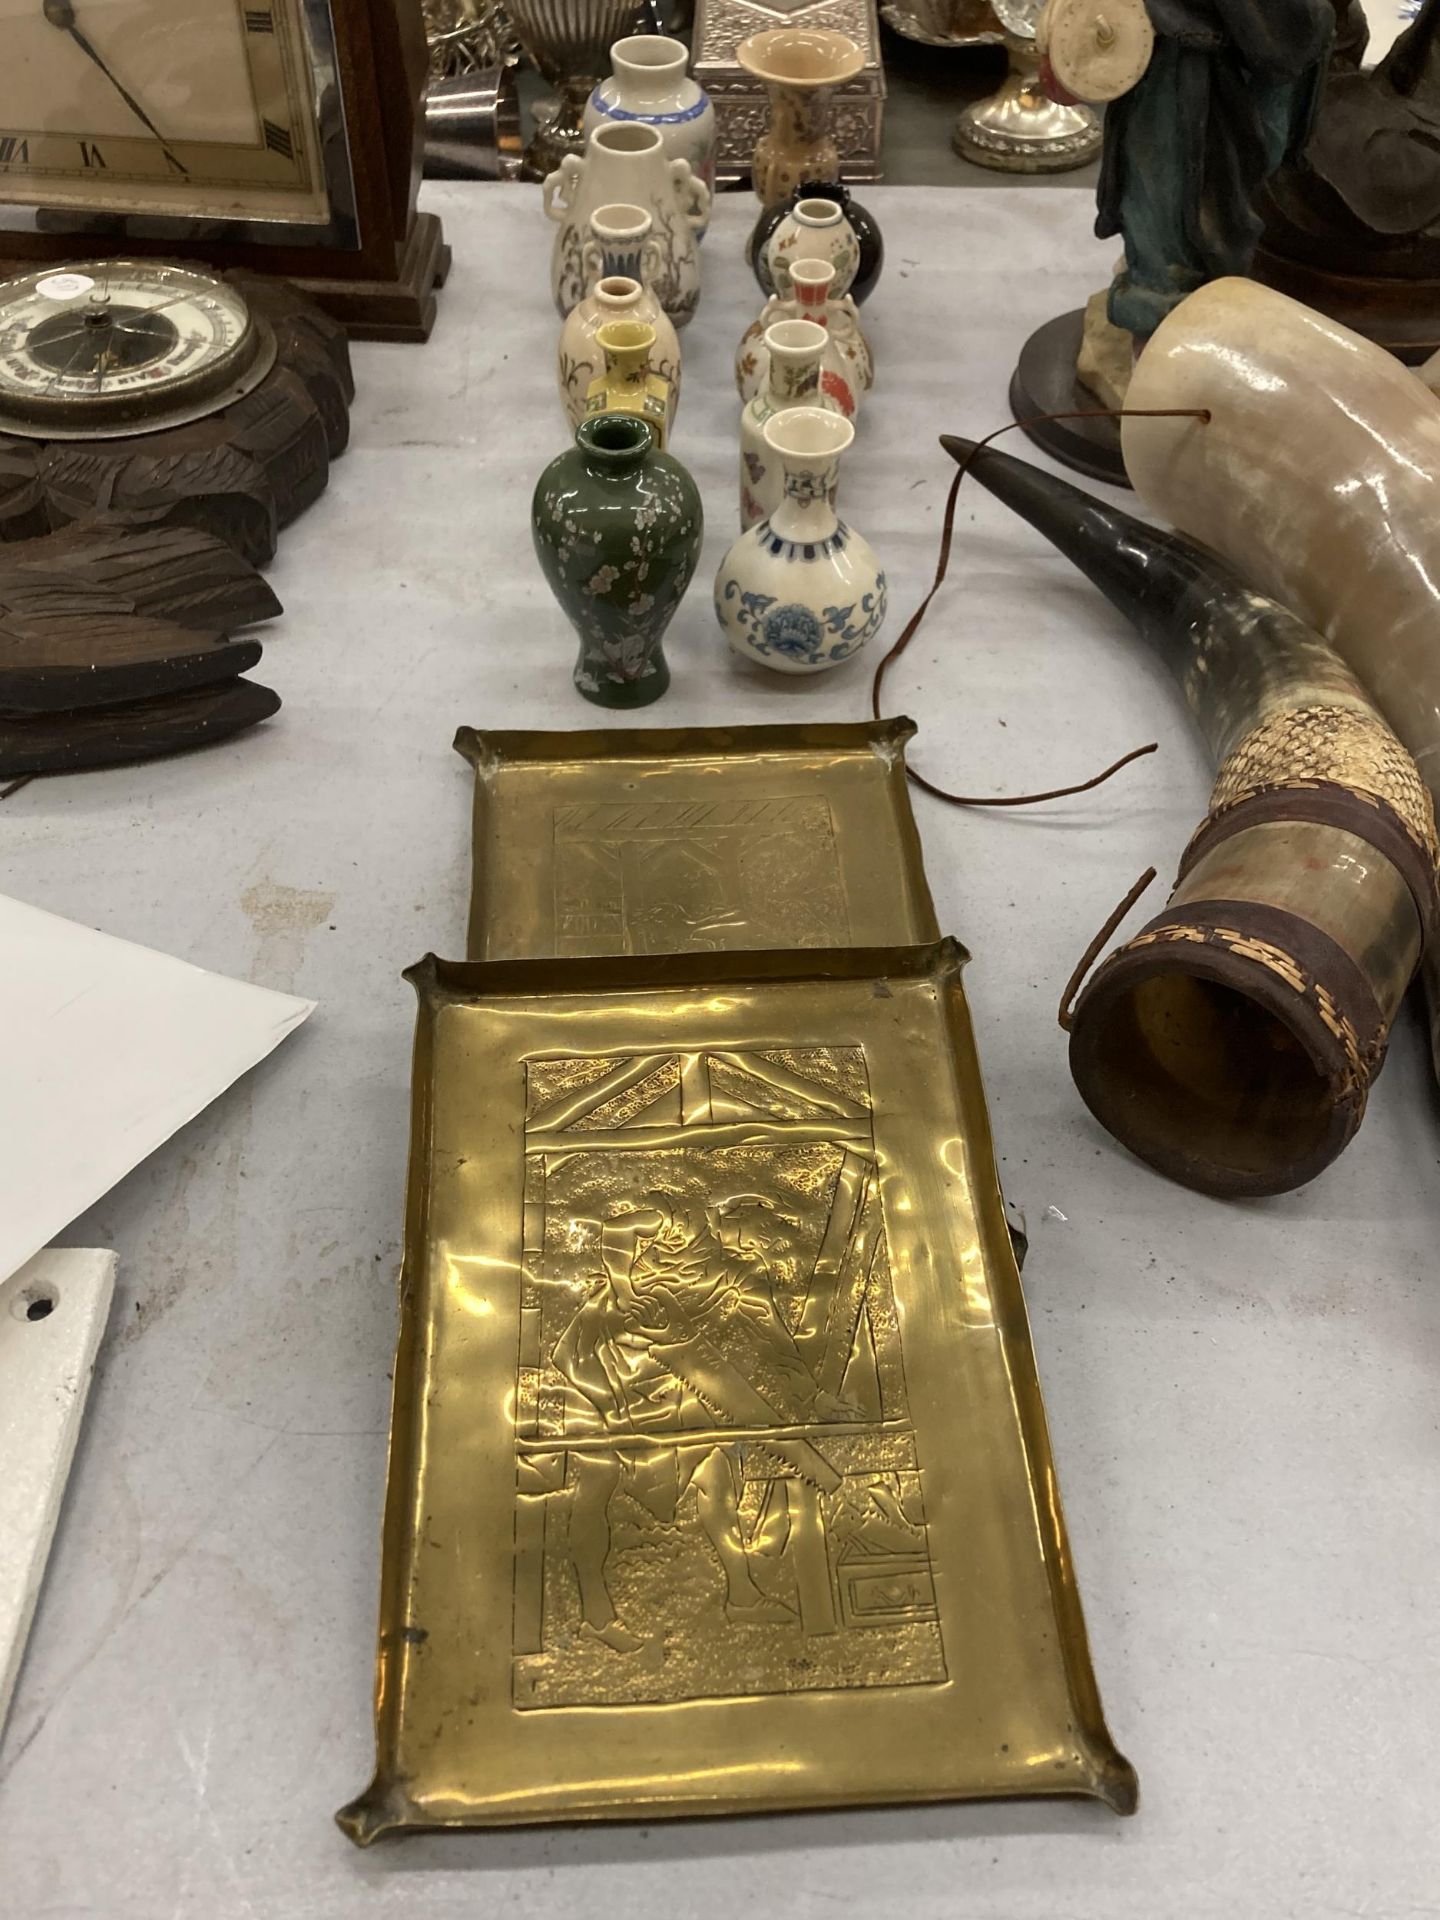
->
[[452, 719, 939, 962], [338, 941, 1136, 1843]]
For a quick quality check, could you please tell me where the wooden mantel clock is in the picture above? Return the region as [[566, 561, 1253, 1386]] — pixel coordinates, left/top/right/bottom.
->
[[0, 0, 448, 341]]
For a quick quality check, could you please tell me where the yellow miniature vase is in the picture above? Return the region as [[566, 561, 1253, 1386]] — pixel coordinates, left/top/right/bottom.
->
[[584, 319, 672, 450]]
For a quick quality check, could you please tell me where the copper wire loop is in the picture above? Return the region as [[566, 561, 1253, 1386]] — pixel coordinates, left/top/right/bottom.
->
[[871, 408, 1209, 808]]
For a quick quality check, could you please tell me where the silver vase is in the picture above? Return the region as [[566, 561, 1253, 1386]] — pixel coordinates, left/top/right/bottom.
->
[[506, 0, 645, 178]]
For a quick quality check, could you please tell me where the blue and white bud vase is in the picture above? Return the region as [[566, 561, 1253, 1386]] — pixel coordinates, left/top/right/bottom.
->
[[583, 35, 716, 241], [715, 408, 886, 675]]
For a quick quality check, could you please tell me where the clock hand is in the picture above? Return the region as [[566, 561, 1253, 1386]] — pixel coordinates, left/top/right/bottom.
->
[[42, 0, 189, 175]]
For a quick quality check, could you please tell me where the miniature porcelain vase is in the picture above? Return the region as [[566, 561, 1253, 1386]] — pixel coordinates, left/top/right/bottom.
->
[[532, 414, 703, 708], [735, 258, 872, 420], [715, 408, 886, 675], [748, 180, 885, 305], [739, 319, 838, 529], [583, 35, 717, 236], [584, 320, 673, 450], [761, 196, 861, 301], [545, 121, 709, 326], [736, 29, 865, 206], [557, 201, 681, 435]]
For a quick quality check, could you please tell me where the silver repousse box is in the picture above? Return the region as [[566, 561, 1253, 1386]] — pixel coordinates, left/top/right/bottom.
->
[[693, 0, 887, 184]]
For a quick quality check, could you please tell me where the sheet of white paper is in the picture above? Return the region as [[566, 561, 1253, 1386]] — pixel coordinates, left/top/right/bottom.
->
[[0, 1248, 115, 1734], [0, 893, 314, 1286]]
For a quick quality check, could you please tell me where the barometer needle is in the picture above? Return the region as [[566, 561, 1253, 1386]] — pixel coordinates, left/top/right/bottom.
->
[[42, 0, 189, 174]]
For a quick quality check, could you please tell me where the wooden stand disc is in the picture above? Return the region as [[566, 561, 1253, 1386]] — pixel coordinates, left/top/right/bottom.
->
[[1009, 307, 1131, 488]]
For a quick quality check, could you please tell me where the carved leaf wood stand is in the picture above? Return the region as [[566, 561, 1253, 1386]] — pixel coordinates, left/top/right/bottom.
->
[[0, 275, 353, 780]]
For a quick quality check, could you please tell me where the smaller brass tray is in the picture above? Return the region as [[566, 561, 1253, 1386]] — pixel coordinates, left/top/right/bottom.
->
[[338, 943, 1136, 1842], [453, 719, 938, 961]]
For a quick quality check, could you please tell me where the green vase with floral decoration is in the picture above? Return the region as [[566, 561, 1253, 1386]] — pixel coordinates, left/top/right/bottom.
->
[[531, 415, 703, 708]]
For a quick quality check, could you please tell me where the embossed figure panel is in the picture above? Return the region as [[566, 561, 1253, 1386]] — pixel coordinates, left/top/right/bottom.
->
[[338, 946, 1137, 1842], [455, 720, 939, 960], [514, 1043, 945, 1708]]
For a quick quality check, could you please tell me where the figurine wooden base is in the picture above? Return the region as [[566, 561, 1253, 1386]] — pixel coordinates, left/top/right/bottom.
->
[[1251, 247, 1440, 366], [1009, 308, 1129, 489]]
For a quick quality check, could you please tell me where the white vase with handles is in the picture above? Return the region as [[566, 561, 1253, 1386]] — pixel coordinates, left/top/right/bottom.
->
[[557, 202, 682, 437], [739, 318, 838, 530], [583, 35, 717, 238], [545, 121, 709, 327], [715, 408, 887, 676], [735, 258, 871, 421]]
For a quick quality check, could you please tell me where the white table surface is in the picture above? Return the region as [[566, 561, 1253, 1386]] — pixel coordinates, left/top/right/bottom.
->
[[2, 184, 1437, 1920]]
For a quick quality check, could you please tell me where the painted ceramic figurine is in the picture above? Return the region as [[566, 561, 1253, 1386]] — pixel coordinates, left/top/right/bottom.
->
[[1049, 0, 1333, 344]]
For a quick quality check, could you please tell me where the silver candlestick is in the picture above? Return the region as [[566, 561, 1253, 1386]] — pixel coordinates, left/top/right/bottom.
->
[[953, 9, 1101, 173]]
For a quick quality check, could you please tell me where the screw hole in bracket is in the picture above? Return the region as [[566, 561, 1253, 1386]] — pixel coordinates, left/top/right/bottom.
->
[[11, 1285, 58, 1323]]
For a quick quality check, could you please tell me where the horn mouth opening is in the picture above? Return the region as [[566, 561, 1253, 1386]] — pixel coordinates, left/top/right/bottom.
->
[[1068, 921, 1372, 1198]]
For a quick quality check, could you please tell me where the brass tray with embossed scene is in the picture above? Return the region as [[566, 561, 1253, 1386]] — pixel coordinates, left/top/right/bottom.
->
[[337, 944, 1137, 1842], [453, 720, 938, 960]]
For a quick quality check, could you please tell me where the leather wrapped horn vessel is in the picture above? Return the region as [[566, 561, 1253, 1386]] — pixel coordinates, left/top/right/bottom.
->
[[941, 434, 1440, 1198], [1121, 276, 1440, 1078]]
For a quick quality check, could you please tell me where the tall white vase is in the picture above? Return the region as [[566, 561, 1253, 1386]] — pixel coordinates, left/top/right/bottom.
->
[[583, 35, 717, 237], [715, 408, 887, 675], [739, 318, 837, 530], [545, 121, 709, 326]]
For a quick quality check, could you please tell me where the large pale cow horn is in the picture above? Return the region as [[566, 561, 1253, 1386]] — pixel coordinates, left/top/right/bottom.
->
[[942, 432, 1438, 1197], [1122, 276, 1440, 1074]]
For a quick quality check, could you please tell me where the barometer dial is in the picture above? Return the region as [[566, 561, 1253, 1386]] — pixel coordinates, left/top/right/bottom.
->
[[0, 259, 275, 436]]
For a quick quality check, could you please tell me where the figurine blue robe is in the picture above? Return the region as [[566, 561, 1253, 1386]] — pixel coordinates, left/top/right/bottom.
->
[[1097, 0, 1334, 337]]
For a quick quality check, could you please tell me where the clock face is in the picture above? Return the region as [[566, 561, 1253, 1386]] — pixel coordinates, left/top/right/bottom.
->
[[0, 258, 275, 436], [0, 0, 334, 228]]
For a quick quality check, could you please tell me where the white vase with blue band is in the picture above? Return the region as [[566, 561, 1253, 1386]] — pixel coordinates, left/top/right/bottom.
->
[[583, 35, 716, 239]]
